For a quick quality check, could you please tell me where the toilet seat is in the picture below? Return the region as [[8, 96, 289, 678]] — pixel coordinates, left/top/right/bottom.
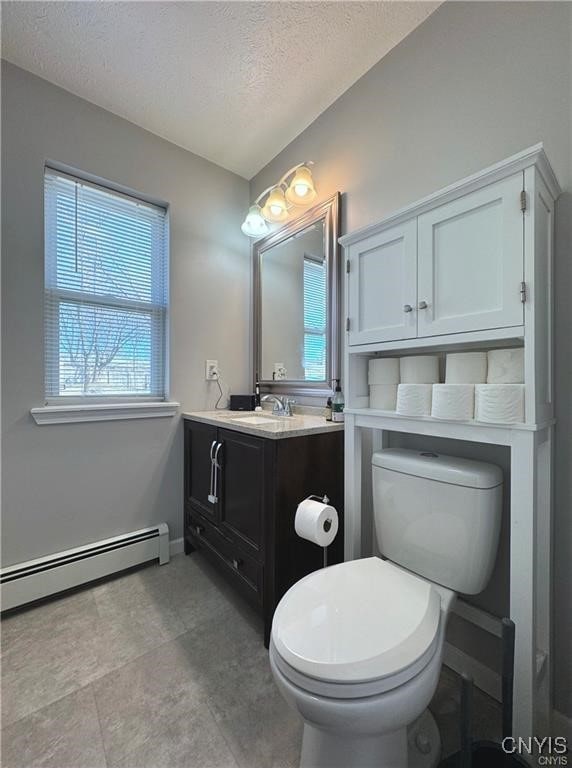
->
[[270, 633, 441, 699], [271, 557, 441, 692]]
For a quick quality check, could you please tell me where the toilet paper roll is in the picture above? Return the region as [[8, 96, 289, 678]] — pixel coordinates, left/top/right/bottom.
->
[[474, 384, 525, 424], [369, 384, 398, 410], [396, 384, 433, 416], [295, 498, 339, 547], [445, 352, 487, 384], [400, 356, 440, 384], [368, 358, 400, 385], [431, 384, 475, 420], [487, 348, 524, 384]]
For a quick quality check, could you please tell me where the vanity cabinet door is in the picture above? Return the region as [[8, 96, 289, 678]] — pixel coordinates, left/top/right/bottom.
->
[[417, 173, 524, 337], [184, 420, 219, 523], [347, 219, 417, 345], [217, 429, 265, 558]]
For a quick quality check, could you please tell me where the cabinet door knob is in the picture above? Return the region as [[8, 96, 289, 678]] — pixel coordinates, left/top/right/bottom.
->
[[418, 300, 428, 310], [403, 304, 413, 313], [195, 525, 204, 536], [232, 558, 242, 571]]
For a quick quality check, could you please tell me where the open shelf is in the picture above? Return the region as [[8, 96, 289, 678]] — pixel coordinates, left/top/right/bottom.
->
[[344, 407, 551, 438], [346, 342, 532, 427]]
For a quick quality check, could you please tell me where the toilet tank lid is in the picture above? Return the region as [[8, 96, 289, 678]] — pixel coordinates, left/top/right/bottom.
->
[[372, 448, 502, 489]]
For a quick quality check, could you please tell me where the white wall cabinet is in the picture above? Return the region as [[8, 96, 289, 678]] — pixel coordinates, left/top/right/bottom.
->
[[347, 220, 417, 345], [340, 145, 561, 743], [345, 173, 526, 346], [417, 173, 524, 337]]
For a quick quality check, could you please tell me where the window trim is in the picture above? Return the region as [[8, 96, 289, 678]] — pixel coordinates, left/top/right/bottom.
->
[[31, 401, 180, 426], [42, 164, 170, 403], [45, 162, 168, 213]]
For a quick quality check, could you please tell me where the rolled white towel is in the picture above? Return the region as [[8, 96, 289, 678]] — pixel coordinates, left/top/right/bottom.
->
[[368, 358, 400, 385], [400, 355, 440, 384], [474, 384, 525, 424], [431, 384, 475, 420], [445, 352, 487, 384], [396, 384, 433, 417], [487, 348, 524, 384], [369, 384, 398, 410]]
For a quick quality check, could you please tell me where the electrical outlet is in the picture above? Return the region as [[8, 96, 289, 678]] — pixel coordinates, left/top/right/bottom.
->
[[205, 360, 219, 380]]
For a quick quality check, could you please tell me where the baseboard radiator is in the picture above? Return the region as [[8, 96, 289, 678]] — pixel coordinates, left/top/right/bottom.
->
[[0, 524, 170, 611]]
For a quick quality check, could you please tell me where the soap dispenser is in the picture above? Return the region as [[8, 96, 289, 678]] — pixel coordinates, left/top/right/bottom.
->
[[332, 380, 345, 423]]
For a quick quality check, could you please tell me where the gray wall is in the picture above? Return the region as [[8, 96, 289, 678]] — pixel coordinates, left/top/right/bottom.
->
[[251, 2, 572, 717], [1, 62, 251, 565]]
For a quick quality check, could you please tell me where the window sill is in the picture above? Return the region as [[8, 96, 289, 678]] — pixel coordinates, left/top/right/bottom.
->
[[31, 401, 180, 425]]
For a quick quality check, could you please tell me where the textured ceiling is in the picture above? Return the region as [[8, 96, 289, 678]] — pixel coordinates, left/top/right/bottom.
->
[[1, 1, 439, 178]]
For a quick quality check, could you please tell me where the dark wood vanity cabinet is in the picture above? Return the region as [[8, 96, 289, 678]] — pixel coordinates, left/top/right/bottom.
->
[[183, 417, 344, 645], [185, 420, 218, 522], [217, 429, 266, 556]]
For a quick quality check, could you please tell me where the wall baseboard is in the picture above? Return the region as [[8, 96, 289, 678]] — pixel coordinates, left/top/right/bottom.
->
[[1, 524, 170, 611], [444, 641, 501, 701], [169, 537, 184, 556]]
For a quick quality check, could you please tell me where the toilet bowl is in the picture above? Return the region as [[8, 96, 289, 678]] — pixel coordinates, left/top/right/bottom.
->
[[270, 449, 503, 768], [270, 557, 455, 768]]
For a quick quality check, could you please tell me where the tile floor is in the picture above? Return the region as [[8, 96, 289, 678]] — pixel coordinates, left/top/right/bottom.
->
[[1, 553, 501, 768]]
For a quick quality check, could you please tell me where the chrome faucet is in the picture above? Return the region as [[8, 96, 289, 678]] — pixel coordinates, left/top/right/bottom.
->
[[261, 394, 296, 416]]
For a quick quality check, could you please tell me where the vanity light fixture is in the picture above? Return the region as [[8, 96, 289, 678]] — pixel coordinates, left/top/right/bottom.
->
[[241, 204, 270, 237], [241, 162, 317, 237], [285, 165, 317, 205], [261, 187, 289, 223]]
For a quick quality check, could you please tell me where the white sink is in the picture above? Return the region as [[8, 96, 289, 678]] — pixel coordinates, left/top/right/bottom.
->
[[232, 415, 280, 425]]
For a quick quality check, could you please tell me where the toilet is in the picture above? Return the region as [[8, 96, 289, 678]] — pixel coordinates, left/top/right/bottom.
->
[[270, 448, 503, 768]]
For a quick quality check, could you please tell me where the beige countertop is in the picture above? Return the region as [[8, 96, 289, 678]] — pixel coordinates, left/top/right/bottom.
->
[[182, 409, 344, 440]]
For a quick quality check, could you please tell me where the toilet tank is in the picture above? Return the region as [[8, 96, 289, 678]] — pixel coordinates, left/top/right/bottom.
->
[[372, 449, 503, 595]]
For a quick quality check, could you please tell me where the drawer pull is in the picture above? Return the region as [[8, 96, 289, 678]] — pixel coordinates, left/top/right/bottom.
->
[[195, 525, 204, 536], [232, 558, 242, 571]]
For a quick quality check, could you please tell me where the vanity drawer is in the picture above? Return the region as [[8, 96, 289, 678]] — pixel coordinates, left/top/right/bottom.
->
[[186, 508, 263, 605]]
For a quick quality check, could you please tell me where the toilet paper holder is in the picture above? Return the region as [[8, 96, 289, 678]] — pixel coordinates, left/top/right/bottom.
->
[[304, 494, 332, 568], [306, 493, 330, 505]]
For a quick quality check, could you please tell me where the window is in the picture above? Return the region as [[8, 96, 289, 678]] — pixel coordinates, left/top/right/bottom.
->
[[303, 257, 327, 381], [44, 169, 168, 400]]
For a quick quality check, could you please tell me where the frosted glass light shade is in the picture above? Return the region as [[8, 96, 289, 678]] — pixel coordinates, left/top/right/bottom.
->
[[241, 204, 269, 237], [286, 166, 317, 205], [262, 187, 289, 222]]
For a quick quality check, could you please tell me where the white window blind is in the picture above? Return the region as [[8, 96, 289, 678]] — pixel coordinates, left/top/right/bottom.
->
[[303, 257, 327, 381], [44, 169, 168, 400]]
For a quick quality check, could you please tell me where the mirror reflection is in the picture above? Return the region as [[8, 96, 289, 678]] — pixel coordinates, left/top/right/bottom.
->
[[260, 220, 326, 382]]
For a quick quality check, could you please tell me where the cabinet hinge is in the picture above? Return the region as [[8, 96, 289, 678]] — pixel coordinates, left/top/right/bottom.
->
[[520, 190, 527, 212], [346, 317, 350, 332], [520, 281, 527, 303], [346, 259, 350, 274]]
